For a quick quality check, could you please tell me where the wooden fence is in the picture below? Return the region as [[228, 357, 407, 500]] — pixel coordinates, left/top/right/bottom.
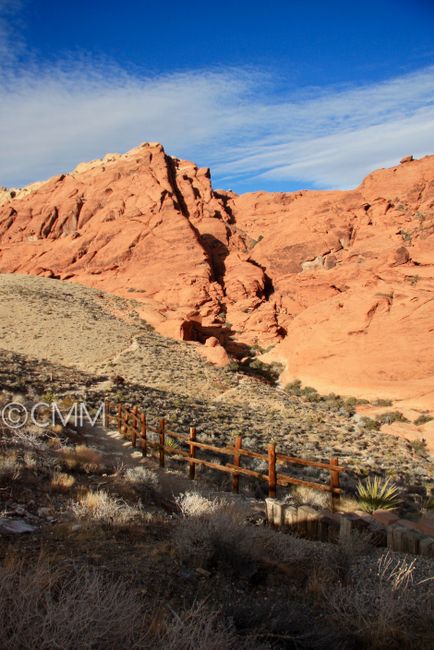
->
[[104, 400, 344, 509]]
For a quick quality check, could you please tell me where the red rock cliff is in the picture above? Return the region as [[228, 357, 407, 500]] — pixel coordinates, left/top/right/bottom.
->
[[1, 144, 433, 405]]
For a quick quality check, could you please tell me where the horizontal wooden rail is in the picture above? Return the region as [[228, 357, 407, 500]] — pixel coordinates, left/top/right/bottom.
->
[[226, 463, 269, 480], [236, 447, 267, 461], [164, 429, 188, 441], [277, 452, 345, 472], [106, 402, 345, 509], [186, 440, 234, 455], [277, 473, 342, 492]]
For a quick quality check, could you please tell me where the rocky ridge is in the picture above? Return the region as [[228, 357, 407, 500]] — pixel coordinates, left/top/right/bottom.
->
[[0, 144, 433, 407]]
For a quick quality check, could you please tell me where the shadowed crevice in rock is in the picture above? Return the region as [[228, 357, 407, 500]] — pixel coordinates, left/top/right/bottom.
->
[[165, 153, 190, 218]]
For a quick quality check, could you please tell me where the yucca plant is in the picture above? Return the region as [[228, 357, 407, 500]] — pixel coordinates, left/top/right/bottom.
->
[[356, 476, 400, 513], [165, 436, 180, 451]]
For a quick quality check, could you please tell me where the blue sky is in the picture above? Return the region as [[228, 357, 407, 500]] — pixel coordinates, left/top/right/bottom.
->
[[1, 0, 434, 192]]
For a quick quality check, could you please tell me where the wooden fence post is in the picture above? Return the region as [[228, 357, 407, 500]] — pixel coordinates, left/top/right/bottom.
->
[[268, 442, 277, 498], [188, 426, 197, 480], [131, 406, 138, 447], [123, 408, 130, 438], [140, 413, 147, 456], [159, 419, 166, 468], [232, 436, 242, 493], [103, 400, 110, 428], [330, 457, 340, 512], [117, 403, 122, 434]]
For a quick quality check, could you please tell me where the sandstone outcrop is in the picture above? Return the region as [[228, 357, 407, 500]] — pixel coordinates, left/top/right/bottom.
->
[[1, 144, 433, 406]]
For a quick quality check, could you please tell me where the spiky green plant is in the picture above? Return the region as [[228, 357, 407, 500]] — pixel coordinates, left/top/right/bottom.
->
[[165, 436, 180, 451], [356, 476, 400, 514]]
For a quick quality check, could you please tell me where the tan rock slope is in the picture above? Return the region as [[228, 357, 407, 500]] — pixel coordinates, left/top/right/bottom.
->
[[0, 144, 433, 406]]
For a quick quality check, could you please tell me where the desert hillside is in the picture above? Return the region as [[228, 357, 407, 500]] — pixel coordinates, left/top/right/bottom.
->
[[0, 271, 433, 650], [0, 272, 433, 479], [0, 144, 433, 408]]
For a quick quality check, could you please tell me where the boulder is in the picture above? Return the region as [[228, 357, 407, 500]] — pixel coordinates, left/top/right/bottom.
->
[[388, 246, 410, 267]]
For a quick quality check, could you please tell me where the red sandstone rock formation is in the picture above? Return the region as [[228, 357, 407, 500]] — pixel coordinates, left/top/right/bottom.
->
[[1, 143, 433, 405]]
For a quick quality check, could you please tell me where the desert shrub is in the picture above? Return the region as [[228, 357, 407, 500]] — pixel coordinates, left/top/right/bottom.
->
[[175, 491, 223, 518], [165, 436, 180, 450], [0, 557, 145, 649], [241, 359, 283, 384], [174, 493, 348, 586], [338, 528, 374, 557], [59, 444, 104, 473], [326, 553, 434, 649], [42, 390, 56, 404], [284, 384, 365, 415], [50, 471, 75, 492], [409, 438, 428, 455], [227, 360, 240, 372], [346, 396, 370, 406], [300, 385, 321, 402], [291, 485, 331, 510], [160, 600, 247, 650], [285, 379, 302, 396], [376, 411, 409, 425], [124, 466, 158, 486], [356, 476, 400, 513], [71, 490, 143, 524], [23, 451, 38, 469], [0, 450, 20, 481], [360, 416, 381, 431], [324, 392, 358, 415], [372, 398, 393, 407], [414, 414, 433, 426], [0, 556, 256, 650]]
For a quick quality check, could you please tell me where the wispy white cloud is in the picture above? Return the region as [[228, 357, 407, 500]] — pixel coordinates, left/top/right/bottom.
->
[[0, 5, 433, 191], [0, 0, 24, 64]]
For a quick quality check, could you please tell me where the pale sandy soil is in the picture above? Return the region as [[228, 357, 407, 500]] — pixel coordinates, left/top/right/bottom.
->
[[0, 273, 432, 488]]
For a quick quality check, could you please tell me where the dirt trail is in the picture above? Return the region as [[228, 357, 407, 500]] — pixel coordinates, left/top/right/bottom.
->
[[80, 421, 215, 502], [82, 423, 148, 469]]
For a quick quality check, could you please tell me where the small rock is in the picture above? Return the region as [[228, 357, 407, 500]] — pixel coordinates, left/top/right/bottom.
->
[[0, 518, 37, 534], [400, 155, 414, 164], [388, 246, 410, 267], [196, 567, 211, 578], [324, 254, 337, 270]]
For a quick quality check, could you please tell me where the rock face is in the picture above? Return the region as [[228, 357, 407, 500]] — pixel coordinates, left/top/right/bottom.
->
[[1, 144, 433, 406]]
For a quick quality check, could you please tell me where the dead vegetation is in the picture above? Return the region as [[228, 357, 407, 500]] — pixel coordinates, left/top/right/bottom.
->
[[0, 409, 433, 649], [71, 489, 144, 525]]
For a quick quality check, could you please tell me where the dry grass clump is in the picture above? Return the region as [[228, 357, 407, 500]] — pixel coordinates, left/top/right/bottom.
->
[[71, 489, 143, 524], [22, 450, 38, 470], [0, 450, 20, 481], [174, 491, 346, 585], [175, 491, 225, 518], [291, 485, 331, 509], [0, 556, 145, 650], [50, 471, 75, 493], [124, 466, 158, 487], [327, 553, 434, 649], [59, 444, 104, 473], [159, 600, 243, 650], [338, 528, 374, 557], [0, 555, 253, 650]]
